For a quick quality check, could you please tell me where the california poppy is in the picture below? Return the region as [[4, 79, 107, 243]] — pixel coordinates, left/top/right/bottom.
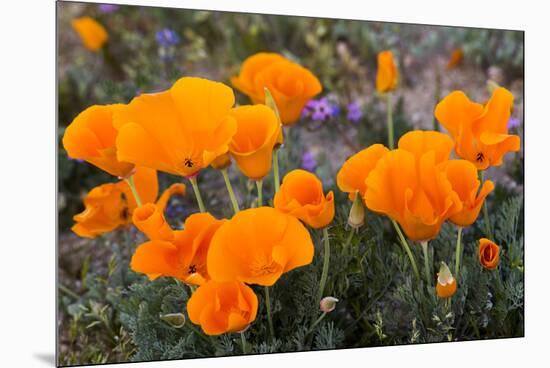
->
[[447, 48, 464, 69], [207, 207, 314, 286], [274, 169, 334, 229], [63, 104, 134, 178], [71, 167, 158, 238], [71, 16, 108, 51], [436, 262, 457, 298], [376, 50, 398, 93], [114, 77, 237, 177], [434, 87, 520, 170], [397, 130, 454, 164], [336, 144, 389, 201], [228, 105, 281, 180], [187, 280, 258, 335], [231, 52, 322, 125], [443, 160, 494, 227], [478, 238, 500, 270], [131, 212, 225, 285], [210, 152, 231, 170]]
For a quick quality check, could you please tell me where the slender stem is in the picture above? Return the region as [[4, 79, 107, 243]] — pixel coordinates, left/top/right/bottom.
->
[[240, 332, 247, 354], [59, 284, 80, 300], [189, 176, 206, 213], [391, 220, 420, 280], [421, 241, 432, 287], [256, 180, 263, 207], [454, 226, 463, 283], [221, 169, 240, 214], [264, 286, 274, 341], [386, 92, 394, 149], [273, 150, 280, 193], [125, 175, 142, 206], [343, 227, 354, 253], [318, 227, 331, 301], [306, 312, 327, 336], [479, 170, 494, 239]]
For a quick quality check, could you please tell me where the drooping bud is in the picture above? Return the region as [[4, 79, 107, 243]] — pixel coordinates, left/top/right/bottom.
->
[[265, 88, 284, 149], [436, 262, 457, 299], [348, 191, 365, 229], [160, 313, 186, 328], [320, 296, 339, 313]]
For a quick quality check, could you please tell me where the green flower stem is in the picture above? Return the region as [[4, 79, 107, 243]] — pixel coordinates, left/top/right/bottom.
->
[[421, 241, 432, 286], [264, 286, 274, 341], [240, 332, 247, 354], [125, 175, 142, 207], [391, 220, 420, 280], [307, 312, 327, 336], [386, 92, 394, 149], [318, 227, 331, 301], [454, 226, 463, 282], [221, 169, 240, 214], [59, 284, 79, 300], [256, 179, 263, 207], [343, 227, 355, 253], [273, 149, 281, 193], [189, 176, 206, 213], [479, 170, 494, 239]]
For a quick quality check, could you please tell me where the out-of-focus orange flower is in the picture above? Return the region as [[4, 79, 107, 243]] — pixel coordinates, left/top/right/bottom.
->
[[131, 212, 225, 285], [187, 280, 258, 335], [376, 50, 398, 93], [435, 87, 520, 170], [447, 48, 464, 69], [228, 105, 281, 180], [479, 238, 500, 270], [364, 149, 462, 241], [336, 144, 389, 201], [443, 160, 494, 227], [436, 262, 457, 298], [71, 167, 158, 238], [207, 207, 314, 286], [274, 169, 334, 229], [397, 130, 454, 164], [72, 16, 108, 51], [63, 104, 134, 178], [231, 52, 322, 125], [114, 77, 237, 177]]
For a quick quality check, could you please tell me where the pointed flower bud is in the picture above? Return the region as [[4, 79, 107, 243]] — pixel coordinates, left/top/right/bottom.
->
[[320, 296, 339, 313], [348, 191, 365, 229], [265, 88, 284, 149], [436, 262, 457, 299], [160, 313, 186, 328]]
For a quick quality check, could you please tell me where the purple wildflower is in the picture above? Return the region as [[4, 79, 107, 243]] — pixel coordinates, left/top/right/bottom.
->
[[347, 102, 363, 122], [156, 28, 180, 47], [301, 151, 317, 172], [98, 4, 120, 13], [330, 104, 341, 117], [507, 117, 521, 130]]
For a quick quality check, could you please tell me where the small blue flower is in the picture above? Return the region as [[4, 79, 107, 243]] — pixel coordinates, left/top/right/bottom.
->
[[330, 104, 341, 117], [347, 102, 363, 122], [301, 151, 317, 172], [98, 4, 119, 13], [507, 117, 521, 130], [156, 28, 180, 47]]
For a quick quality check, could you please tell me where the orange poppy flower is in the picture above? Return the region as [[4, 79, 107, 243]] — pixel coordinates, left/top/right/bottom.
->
[[478, 238, 500, 270], [131, 212, 225, 285], [397, 130, 454, 164], [71, 167, 158, 238], [436, 262, 457, 298], [210, 152, 231, 170], [443, 160, 494, 227], [72, 16, 108, 51], [63, 104, 135, 178], [274, 169, 334, 229], [187, 280, 258, 335], [336, 144, 389, 201], [207, 207, 314, 286], [228, 105, 281, 180], [434, 87, 520, 170], [376, 50, 398, 93], [364, 149, 462, 241], [447, 48, 464, 69], [114, 77, 237, 177], [231, 52, 322, 125]]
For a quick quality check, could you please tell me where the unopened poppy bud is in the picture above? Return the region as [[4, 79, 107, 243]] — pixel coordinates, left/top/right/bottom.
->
[[436, 262, 457, 299], [265, 88, 284, 149], [478, 238, 500, 270], [160, 313, 186, 328], [348, 191, 365, 229], [320, 296, 339, 313]]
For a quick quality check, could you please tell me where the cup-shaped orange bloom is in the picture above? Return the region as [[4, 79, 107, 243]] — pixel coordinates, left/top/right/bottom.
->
[[397, 130, 454, 164], [231, 52, 322, 125], [336, 144, 389, 201], [228, 104, 281, 180], [435, 87, 520, 170], [436, 262, 457, 299], [72, 16, 108, 51], [274, 169, 334, 229], [447, 48, 464, 69], [443, 160, 494, 227], [479, 238, 500, 270], [364, 149, 462, 241], [207, 207, 314, 286], [114, 77, 237, 177], [187, 280, 258, 335], [132, 203, 174, 241], [71, 167, 158, 238], [131, 212, 225, 285], [63, 104, 134, 178], [376, 50, 398, 93]]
